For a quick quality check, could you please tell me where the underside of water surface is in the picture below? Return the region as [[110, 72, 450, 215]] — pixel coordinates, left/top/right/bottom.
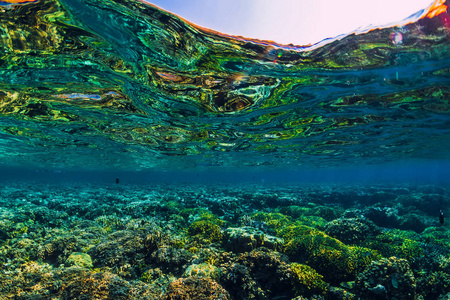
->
[[0, 0, 449, 171]]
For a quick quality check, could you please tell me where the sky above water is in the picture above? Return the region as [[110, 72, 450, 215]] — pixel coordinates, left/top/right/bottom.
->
[[146, 0, 433, 45]]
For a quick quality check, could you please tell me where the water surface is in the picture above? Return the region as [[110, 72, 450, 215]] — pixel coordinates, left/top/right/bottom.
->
[[0, 0, 448, 172]]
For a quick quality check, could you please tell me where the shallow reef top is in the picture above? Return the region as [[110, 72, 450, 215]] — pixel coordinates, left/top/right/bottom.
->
[[0, 183, 450, 299], [0, 0, 449, 170]]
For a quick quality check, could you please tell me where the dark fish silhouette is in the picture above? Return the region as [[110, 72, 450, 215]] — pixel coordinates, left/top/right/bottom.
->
[[115, 178, 120, 184], [439, 210, 444, 225]]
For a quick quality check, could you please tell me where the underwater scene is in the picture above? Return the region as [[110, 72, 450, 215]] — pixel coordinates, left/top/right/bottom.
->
[[1, 0, 450, 299]]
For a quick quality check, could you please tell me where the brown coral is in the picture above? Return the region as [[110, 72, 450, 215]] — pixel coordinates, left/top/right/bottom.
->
[[161, 276, 231, 300], [354, 256, 416, 300]]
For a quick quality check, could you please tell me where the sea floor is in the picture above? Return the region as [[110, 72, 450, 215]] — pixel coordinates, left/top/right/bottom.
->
[[0, 182, 449, 299]]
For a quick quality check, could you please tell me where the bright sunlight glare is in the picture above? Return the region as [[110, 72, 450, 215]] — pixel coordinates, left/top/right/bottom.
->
[[146, 0, 434, 45]]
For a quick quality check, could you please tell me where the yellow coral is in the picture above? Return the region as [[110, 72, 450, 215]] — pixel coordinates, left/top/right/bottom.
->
[[290, 263, 328, 296], [188, 220, 223, 243]]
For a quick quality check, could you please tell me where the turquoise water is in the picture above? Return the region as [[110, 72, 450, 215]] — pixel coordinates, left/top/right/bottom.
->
[[0, 0, 449, 173], [1, 0, 450, 299]]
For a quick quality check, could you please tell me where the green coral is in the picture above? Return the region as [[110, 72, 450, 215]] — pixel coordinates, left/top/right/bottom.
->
[[421, 227, 450, 249], [276, 206, 310, 219], [65, 252, 93, 269], [418, 271, 450, 298], [348, 246, 382, 273], [162, 201, 182, 214], [296, 215, 328, 229], [272, 221, 380, 283], [363, 232, 423, 261], [188, 220, 223, 243], [140, 270, 153, 283], [279, 224, 343, 256], [307, 245, 381, 283], [251, 210, 327, 235], [251, 212, 292, 232], [307, 248, 356, 283], [290, 263, 328, 296], [188, 212, 225, 243], [276, 205, 329, 228], [277, 205, 343, 223], [325, 217, 379, 244]]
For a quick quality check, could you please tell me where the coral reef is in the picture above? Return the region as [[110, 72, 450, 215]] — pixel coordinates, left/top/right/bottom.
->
[[0, 183, 449, 299], [417, 271, 450, 299], [66, 252, 93, 268], [219, 248, 294, 299], [354, 257, 416, 300], [363, 230, 424, 261], [325, 217, 379, 244], [364, 203, 435, 233], [290, 263, 328, 296], [161, 276, 231, 300], [223, 226, 283, 252], [0, 261, 161, 300], [183, 263, 221, 281]]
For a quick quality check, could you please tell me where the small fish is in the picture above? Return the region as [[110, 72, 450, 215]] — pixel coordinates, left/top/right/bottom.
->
[[439, 209, 444, 225], [115, 178, 120, 184]]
